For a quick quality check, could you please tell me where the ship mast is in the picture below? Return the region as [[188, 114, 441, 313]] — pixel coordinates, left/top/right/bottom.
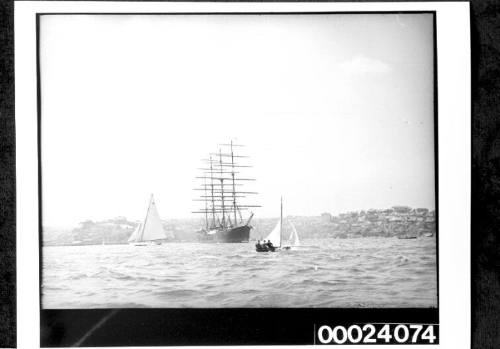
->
[[209, 155, 216, 228], [219, 149, 226, 228], [280, 196, 283, 248], [193, 141, 260, 228], [230, 140, 237, 225], [203, 177, 208, 230]]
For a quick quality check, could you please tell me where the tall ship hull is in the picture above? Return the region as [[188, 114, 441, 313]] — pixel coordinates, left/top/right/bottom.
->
[[197, 224, 251, 243]]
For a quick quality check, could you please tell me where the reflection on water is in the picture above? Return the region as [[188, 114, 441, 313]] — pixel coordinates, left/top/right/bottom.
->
[[42, 237, 437, 308]]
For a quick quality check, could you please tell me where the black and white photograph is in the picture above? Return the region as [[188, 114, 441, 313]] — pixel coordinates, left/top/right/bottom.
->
[[40, 12, 437, 310], [13, 1, 471, 347]]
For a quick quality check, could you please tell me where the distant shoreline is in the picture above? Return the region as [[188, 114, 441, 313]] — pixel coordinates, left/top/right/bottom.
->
[[43, 206, 435, 247]]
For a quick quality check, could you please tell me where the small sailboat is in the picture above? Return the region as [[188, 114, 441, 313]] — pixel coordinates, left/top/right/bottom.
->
[[128, 194, 171, 246], [255, 197, 283, 252], [282, 221, 301, 250]]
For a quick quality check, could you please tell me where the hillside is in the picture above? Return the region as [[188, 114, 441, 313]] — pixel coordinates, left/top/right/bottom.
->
[[43, 206, 435, 246]]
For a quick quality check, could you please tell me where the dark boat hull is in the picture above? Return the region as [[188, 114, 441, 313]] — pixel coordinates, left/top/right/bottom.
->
[[198, 225, 251, 243], [255, 243, 278, 252]]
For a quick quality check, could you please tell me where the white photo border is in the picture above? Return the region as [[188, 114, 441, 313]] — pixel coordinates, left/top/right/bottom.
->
[[15, 1, 470, 348]]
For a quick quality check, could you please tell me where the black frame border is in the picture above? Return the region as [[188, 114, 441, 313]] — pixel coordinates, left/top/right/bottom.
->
[[0, 1, 16, 348]]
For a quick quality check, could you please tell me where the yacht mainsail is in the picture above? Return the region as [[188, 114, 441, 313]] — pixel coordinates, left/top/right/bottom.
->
[[257, 197, 304, 253], [128, 195, 168, 243], [265, 218, 282, 247], [127, 223, 142, 243], [264, 197, 283, 247], [257, 198, 303, 252]]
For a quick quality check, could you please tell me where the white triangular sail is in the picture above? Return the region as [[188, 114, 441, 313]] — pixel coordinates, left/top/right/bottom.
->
[[265, 218, 281, 247], [139, 198, 167, 241], [289, 221, 300, 246], [128, 223, 142, 242]]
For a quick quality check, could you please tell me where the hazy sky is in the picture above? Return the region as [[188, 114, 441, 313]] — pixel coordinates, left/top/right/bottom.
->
[[40, 14, 435, 227]]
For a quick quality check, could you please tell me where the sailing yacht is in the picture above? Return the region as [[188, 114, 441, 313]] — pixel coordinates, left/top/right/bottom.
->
[[256, 197, 284, 252], [255, 198, 302, 252], [128, 194, 172, 246]]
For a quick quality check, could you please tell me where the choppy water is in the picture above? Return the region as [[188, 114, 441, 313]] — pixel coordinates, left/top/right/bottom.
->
[[42, 237, 437, 308]]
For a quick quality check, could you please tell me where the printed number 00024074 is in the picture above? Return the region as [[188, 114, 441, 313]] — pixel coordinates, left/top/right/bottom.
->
[[316, 324, 437, 344]]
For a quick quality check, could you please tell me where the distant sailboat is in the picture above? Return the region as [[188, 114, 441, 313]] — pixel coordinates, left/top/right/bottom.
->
[[284, 221, 301, 248], [128, 195, 171, 246]]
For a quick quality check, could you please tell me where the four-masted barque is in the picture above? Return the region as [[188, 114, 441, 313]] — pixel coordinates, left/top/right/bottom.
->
[[193, 141, 259, 243]]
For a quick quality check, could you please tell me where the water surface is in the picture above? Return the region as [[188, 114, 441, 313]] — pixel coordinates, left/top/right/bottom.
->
[[42, 237, 437, 308]]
